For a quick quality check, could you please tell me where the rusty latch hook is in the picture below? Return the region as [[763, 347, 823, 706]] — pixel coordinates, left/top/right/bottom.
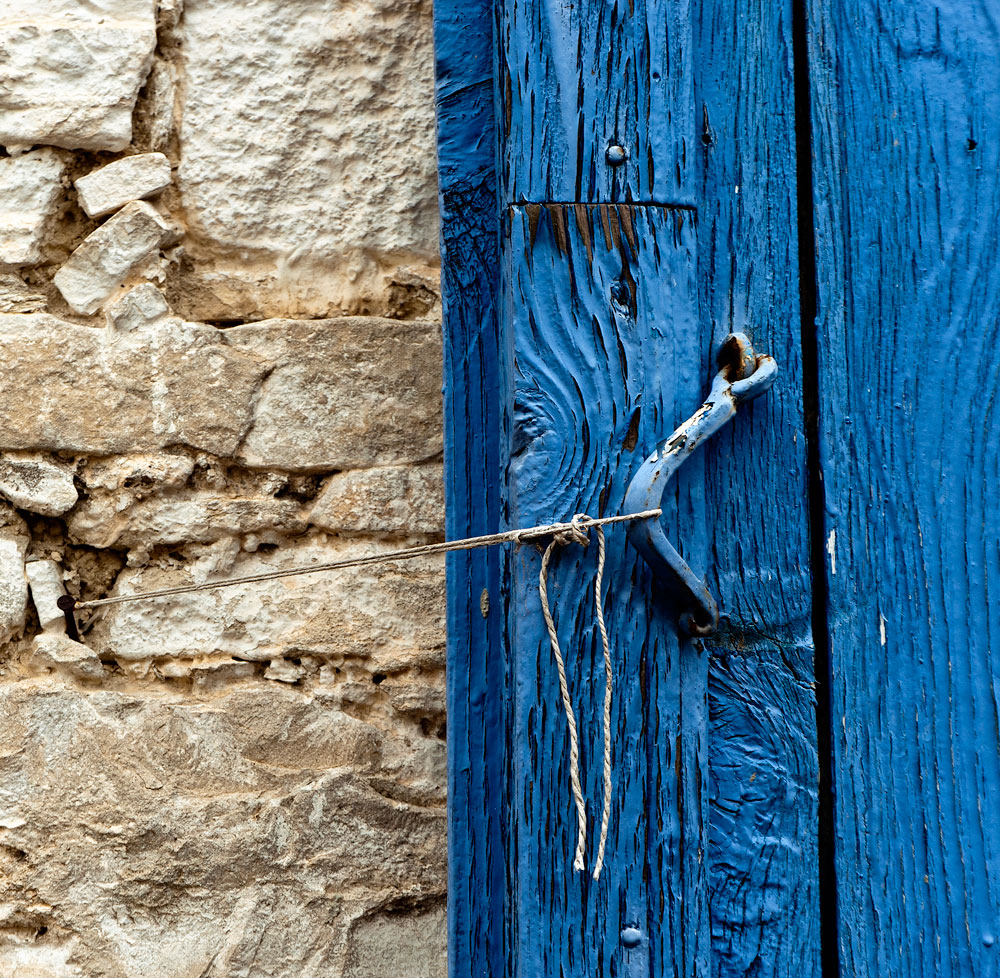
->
[[624, 333, 777, 637]]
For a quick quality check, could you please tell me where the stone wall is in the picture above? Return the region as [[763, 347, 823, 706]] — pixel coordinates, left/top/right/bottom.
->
[[0, 1, 447, 975]]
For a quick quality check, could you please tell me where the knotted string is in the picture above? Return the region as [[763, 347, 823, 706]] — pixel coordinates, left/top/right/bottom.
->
[[537, 514, 614, 880]]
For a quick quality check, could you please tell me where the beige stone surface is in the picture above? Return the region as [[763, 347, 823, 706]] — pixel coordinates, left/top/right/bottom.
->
[[0, 315, 442, 468], [88, 535, 446, 665], [0, 512, 28, 644], [228, 317, 443, 471], [31, 633, 102, 680], [0, 315, 263, 456], [0, 681, 446, 978], [75, 152, 172, 218], [0, 273, 45, 313], [0, 452, 77, 516], [0, 149, 68, 265], [0, 0, 156, 151], [79, 452, 195, 492], [24, 559, 66, 631], [311, 462, 445, 535], [68, 488, 307, 549], [0, 0, 449, 971], [175, 0, 440, 320], [104, 283, 171, 331]]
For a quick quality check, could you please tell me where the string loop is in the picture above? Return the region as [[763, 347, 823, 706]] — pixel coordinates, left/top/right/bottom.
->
[[537, 517, 614, 880]]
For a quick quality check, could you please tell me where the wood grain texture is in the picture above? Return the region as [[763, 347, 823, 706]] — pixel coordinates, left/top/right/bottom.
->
[[433, 4, 507, 975], [438, 1, 820, 974], [693, 3, 820, 975], [498, 0, 696, 204], [504, 202, 708, 978], [809, 2, 1000, 973]]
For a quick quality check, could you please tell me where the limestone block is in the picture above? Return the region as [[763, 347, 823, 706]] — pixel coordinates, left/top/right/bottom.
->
[[75, 152, 172, 218], [31, 633, 102, 680], [227, 318, 443, 471], [0, 315, 264, 456], [0, 683, 446, 977], [176, 0, 440, 319], [53, 201, 174, 314], [343, 904, 447, 978], [311, 462, 444, 535], [0, 512, 28, 643], [0, 272, 45, 313], [68, 489, 307, 549], [88, 536, 445, 663], [80, 452, 195, 491], [0, 452, 77, 516], [0, 148, 68, 265], [24, 559, 65, 632], [0, 0, 156, 151], [0, 314, 438, 465], [132, 56, 178, 153], [264, 658, 307, 683], [105, 282, 170, 330]]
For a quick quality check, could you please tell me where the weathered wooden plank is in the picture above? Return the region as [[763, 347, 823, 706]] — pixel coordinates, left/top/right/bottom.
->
[[504, 202, 708, 977], [498, 0, 696, 205], [440, 1, 820, 973], [693, 2, 821, 975], [809, 2, 1000, 973], [433, 4, 506, 975]]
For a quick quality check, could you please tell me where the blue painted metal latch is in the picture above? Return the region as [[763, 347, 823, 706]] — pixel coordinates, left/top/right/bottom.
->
[[624, 333, 777, 637]]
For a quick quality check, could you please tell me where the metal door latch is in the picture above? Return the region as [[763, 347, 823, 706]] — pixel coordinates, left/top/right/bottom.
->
[[624, 333, 777, 636]]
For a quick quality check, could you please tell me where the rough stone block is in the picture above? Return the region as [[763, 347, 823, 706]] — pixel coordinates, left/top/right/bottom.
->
[[0, 683, 446, 976], [68, 488, 307, 549], [0, 272, 45, 313], [88, 536, 445, 663], [175, 0, 439, 319], [0, 314, 440, 469], [0, 315, 264, 456], [24, 559, 65, 632], [0, 517, 27, 644], [310, 462, 444, 535], [0, 0, 156, 151], [343, 904, 447, 978], [80, 452, 195, 491], [227, 318, 443, 471], [75, 152, 172, 218], [0, 148, 67, 265], [53, 200, 174, 314], [31, 634, 103, 680], [0, 452, 77, 516]]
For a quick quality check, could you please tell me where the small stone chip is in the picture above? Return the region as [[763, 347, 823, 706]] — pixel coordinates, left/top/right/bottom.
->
[[53, 201, 175, 315], [105, 283, 170, 331], [25, 559, 66, 632], [75, 153, 172, 218]]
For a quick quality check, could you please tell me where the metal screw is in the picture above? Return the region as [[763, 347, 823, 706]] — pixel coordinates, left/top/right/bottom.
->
[[606, 144, 627, 166], [620, 927, 642, 948]]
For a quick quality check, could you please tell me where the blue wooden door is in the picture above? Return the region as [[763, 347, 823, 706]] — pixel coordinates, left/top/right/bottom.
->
[[808, 3, 1000, 975], [434, 2, 999, 975]]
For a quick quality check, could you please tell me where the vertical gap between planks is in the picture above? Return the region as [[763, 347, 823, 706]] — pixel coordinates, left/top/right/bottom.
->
[[791, 1, 842, 975]]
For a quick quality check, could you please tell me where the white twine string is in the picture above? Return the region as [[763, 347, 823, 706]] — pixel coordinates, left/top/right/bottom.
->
[[593, 525, 613, 880], [537, 514, 614, 881]]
